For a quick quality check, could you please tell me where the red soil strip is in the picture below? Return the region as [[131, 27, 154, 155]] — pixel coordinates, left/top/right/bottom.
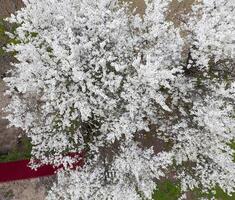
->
[[0, 160, 56, 182], [0, 153, 84, 183]]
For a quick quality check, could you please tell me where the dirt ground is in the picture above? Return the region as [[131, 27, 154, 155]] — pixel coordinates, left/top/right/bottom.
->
[[0, 80, 22, 155], [122, 0, 195, 19], [0, 176, 55, 200], [0, 0, 24, 18]]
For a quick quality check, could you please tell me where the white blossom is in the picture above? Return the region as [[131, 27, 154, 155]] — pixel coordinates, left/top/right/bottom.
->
[[4, 0, 235, 199]]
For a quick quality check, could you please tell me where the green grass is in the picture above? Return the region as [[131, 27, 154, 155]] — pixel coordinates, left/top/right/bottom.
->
[[0, 18, 9, 56], [213, 187, 235, 200], [0, 137, 32, 162], [0, 47, 5, 56], [152, 180, 181, 200], [0, 19, 5, 34], [151, 181, 235, 200], [0, 19, 7, 39]]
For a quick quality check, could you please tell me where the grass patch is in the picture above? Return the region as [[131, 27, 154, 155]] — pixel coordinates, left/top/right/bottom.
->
[[151, 178, 235, 200], [213, 187, 235, 200], [0, 137, 32, 163], [0, 47, 5, 56], [152, 180, 181, 200], [0, 18, 9, 56], [0, 19, 5, 35]]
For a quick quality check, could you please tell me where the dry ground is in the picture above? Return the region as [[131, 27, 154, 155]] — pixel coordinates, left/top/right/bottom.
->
[[0, 0, 24, 18], [0, 176, 55, 200], [0, 81, 20, 155]]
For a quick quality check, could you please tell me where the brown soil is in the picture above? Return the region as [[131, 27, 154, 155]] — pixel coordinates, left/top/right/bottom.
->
[[0, 0, 24, 18], [168, 0, 196, 26], [121, 0, 146, 15], [0, 176, 55, 200], [0, 80, 24, 155], [123, 0, 196, 24]]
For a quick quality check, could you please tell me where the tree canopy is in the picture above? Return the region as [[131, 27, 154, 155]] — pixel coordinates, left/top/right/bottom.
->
[[4, 0, 235, 199]]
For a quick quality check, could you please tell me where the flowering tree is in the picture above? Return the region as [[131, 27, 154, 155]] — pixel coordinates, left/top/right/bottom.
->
[[4, 0, 235, 199]]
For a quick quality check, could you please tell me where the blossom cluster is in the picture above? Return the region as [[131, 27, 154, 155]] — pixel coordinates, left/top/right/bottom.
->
[[4, 0, 235, 199]]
